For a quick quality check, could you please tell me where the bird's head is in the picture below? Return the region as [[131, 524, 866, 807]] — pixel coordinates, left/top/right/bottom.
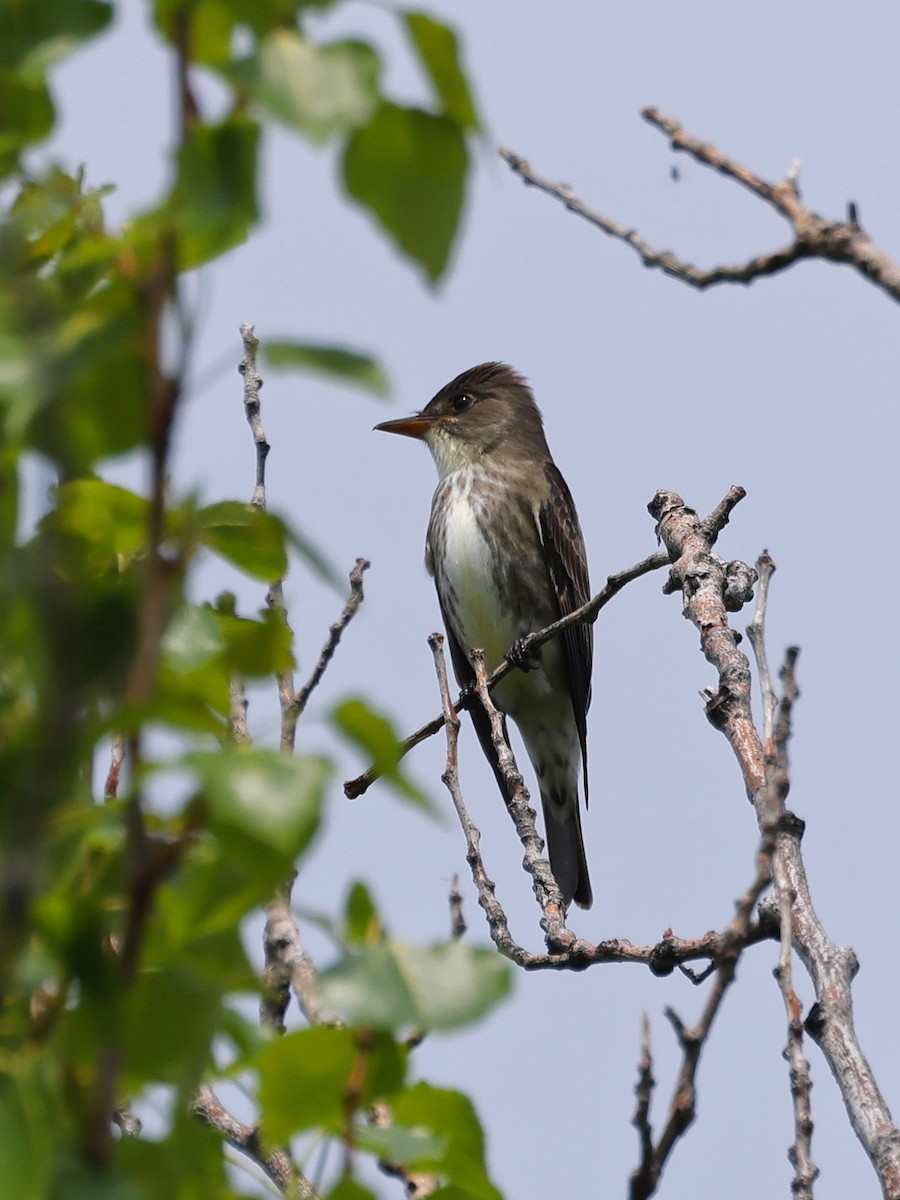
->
[[375, 362, 548, 477]]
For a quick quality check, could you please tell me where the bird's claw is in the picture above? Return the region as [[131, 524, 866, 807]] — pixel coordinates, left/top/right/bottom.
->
[[506, 637, 539, 672]]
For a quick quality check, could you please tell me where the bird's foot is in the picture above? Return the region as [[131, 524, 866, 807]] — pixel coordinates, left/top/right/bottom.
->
[[506, 637, 540, 672]]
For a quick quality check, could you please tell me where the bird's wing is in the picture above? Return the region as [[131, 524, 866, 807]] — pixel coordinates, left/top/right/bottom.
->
[[437, 591, 514, 807], [538, 461, 593, 801]]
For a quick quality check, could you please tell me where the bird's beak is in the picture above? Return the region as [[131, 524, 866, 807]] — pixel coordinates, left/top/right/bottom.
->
[[374, 414, 434, 440]]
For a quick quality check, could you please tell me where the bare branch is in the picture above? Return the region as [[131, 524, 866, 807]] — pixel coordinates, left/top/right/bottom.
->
[[649, 488, 900, 1196], [193, 1085, 318, 1198], [261, 876, 341, 1031], [630, 1015, 656, 1193], [630, 835, 775, 1199], [295, 557, 370, 718], [228, 677, 252, 746], [771, 653, 818, 1199], [238, 323, 269, 511], [501, 109, 900, 303], [104, 735, 125, 800], [428, 633, 521, 959], [470, 649, 573, 954], [746, 552, 778, 750]]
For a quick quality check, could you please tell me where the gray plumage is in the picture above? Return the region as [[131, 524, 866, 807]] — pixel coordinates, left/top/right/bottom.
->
[[377, 363, 593, 909]]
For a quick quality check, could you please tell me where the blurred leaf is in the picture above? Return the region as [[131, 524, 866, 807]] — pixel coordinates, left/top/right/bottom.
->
[[186, 747, 329, 862], [0, 445, 19, 548], [49, 479, 147, 573], [264, 340, 389, 397], [123, 965, 221, 1091], [317, 940, 512, 1032], [157, 832, 283, 946], [391, 1084, 502, 1200], [403, 13, 479, 131], [355, 1121, 444, 1165], [0, 0, 112, 71], [197, 500, 288, 581], [0, 1061, 60, 1200], [188, 747, 328, 848], [332, 697, 437, 815], [259, 1026, 406, 1142], [35, 274, 148, 473], [172, 116, 260, 269], [342, 103, 468, 284], [343, 879, 385, 947], [245, 30, 379, 142], [117, 1107, 232, 1200], [327, 1181, 378, 1200], [161, 603, 225, 672], [0, 73, 54, 176]]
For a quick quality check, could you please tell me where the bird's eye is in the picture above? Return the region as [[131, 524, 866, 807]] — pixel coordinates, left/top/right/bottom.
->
[[452, 393, 473, 412]]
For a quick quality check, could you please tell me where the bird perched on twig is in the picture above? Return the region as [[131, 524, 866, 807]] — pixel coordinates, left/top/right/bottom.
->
[[376, 362, 593, 910]]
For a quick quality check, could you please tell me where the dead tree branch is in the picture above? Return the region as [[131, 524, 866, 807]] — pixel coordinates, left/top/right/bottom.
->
[[500, 109, 900, 303], [630, 830, 775, 1199], [650, 489, 900, 1197]]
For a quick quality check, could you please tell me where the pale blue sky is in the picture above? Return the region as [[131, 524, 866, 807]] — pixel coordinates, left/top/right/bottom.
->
[[50, 4, 900, 1196]]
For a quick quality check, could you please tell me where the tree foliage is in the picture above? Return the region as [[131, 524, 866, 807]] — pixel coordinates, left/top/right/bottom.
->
[[0, 2, 506, 1196]]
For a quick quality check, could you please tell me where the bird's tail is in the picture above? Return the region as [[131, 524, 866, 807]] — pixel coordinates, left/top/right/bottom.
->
[[542, 791, 592, 911]]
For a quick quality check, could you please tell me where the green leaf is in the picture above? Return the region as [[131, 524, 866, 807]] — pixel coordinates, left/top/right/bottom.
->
[[123, 964, 221, 1090], [391, 1084, 502, 1200], [186, 747, 329, 863], [0, 72, 54, 175], [403, 13, 479, 131], [355, 1121, 444, 1165], [246, 30, 379, 142], [49, 479, 147, 572], [332, 697, 437, 815], [317, 940, 512, 1032], [0, 0, 112, 71], [264, 340, 389, 397], [117, 1107, 232, 1200], [258, 1027, 406, 1143], [327, 1181, 378, 1200], [343, 880, 385, 947], [0, 1061, 61, 1200], [172, 116, 260, 269], [197, 500, 288, 581], [34, 274, 148, 473], [161, 603, 225, 673], [342, 103, 468, 284], [157, 833, 283, 946]]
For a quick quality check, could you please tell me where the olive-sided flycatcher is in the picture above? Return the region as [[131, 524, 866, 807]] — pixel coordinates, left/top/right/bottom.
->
[[376, 362, 593, 909]]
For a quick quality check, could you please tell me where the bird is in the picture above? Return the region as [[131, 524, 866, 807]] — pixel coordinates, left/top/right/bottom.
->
[[375, 362, 593, 909]]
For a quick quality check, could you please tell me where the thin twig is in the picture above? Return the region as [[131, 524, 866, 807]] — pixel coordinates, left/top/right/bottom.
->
[[238, 323, 300, 753], [345, 548, 669, 798], [295, 558, 370, 718], [630, 835, 775, 1199], [228, 677, 252, 745], [746, 552, 778, 749], [470, 650, 573, 954], [428, 634, 520, 958], [104, 735, 125, 800], [501, 109, 900, 303], [193, 1084, 318, 1197], [770, 651, 818, 1199]]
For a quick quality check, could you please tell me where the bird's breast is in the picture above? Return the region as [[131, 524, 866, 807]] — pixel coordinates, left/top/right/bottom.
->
[[427, 470, 557, 691]]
